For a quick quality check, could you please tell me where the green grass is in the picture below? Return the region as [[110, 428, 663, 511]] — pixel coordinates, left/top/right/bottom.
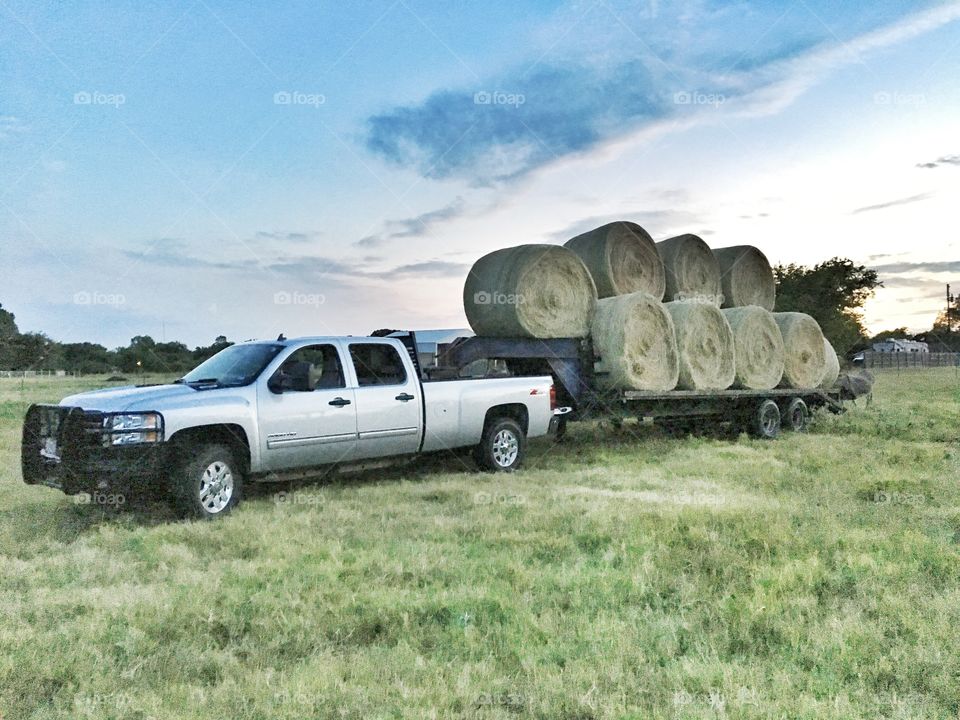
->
[[1, 370, 959, 719]]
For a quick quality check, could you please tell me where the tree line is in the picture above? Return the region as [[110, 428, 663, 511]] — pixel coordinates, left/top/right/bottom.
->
[[0, 305, 232, 374], [773, 258, 959, 355], [1, 257, 956, 373]]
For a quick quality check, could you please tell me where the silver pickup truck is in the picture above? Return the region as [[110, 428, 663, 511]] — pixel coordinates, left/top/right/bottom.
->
[[21, 334, 564, 518]]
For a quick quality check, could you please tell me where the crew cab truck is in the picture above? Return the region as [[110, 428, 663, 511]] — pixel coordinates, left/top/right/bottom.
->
[[21, 333, 564, 518]]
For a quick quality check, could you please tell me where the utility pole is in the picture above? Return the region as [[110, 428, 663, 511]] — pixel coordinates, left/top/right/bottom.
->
[[948, 284, 956, 333]]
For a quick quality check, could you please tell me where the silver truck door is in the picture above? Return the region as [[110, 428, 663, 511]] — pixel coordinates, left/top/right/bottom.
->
[[345, 340, 422, 458], [257, 343, 358, 471]]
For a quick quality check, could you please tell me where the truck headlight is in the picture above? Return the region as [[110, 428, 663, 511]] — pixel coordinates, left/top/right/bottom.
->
[[108, 413, 163, 445]]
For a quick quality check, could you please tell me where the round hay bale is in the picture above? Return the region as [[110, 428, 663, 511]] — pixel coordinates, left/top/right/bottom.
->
[[820, 338, 840, 389], [463, 244, 597, 338], [657, 234, 723, 305], [773, 312, 827, 389], [721, 306, 785, 389], [564, 221, 666, 300], [713, 245, 775, 310], [663, 301, 736, 390], [590, 292, 679, 391]]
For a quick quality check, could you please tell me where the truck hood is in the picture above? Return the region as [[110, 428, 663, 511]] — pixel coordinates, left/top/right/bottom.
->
[[59, 383, 245, 413]]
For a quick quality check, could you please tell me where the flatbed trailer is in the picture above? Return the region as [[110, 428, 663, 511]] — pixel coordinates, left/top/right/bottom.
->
[[434, 335, 845, 439]]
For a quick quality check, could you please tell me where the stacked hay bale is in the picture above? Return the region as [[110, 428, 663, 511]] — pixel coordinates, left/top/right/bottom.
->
[[713, 245, 776, 311], [820, 338, 840, 389], [721, 306, 784, 389], [773, 312, 828, 389], [663, 301, 736, 390], [462, 244, 597, 338], [564, 221, 666, 299], [591, 292, 678, 391], [656, 234, 722, 304], [462, 224, 835, 395]]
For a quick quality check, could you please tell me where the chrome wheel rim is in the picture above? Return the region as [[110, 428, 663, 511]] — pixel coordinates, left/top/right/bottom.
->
[[760, 407, 779, 435], [199, 461, 234, 514], [492, 429, 519, 467]]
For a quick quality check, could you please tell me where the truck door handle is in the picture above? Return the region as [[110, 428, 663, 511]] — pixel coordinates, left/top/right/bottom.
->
[[328, 397, 352, 407], [395, 393, 415, 402]]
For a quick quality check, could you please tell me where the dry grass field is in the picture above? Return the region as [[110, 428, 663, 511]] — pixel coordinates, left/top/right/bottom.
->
[[1, 369, 958, 719]]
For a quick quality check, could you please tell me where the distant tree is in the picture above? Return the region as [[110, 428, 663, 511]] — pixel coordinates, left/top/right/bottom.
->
[[9, 332, 55, 371], [0, 303, 19, 369], [117, 336, 156, 373], [774, 258, 882, 357], [61, 342, 115, 374], [924, 310, 960, 351], [869, 327, 911, 343], [0, 303, 18, 339], [192, 335, 233, 364]]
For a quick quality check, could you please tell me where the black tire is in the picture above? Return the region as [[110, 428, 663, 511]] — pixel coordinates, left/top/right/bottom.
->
[[784, 397, 809, 432], [171, 443, 243, 519], [751, 399, 781, 440], [474, 417, 526, 472]]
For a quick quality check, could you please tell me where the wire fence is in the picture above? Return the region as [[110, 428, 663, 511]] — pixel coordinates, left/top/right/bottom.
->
[[0, 370, 84, 378], [862, 352, 960, 369]]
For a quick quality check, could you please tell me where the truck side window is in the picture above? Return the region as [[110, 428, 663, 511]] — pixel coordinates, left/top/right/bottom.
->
[[276, 345, 345, 391], [349, 344, 408, 387]]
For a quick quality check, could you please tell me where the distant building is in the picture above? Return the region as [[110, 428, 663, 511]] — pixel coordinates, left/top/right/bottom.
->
[[872, 338, 929, 353]]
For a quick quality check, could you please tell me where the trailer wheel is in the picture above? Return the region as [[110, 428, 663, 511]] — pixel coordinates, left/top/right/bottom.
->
[[751, 400, 781, 440], [784, 397, 809, 432], [660, 418, 695, 438], [171, 443, 243, 519], [475, 418, 526, 472]]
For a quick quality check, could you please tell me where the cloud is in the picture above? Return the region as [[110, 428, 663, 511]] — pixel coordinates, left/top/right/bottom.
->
[[872, 261, 960, 273], [254, 230, 321, 242], [0, 116, 26, 140], [267, 255, 468, 282], [124, 239, 467, 284], [916, 154, 960, 169], [366, 60, 669, 183], [354, 197, 466, 247], [852, 193, 933, 214], [266, 256, 359, 277], [380, 260, 469, 278], [546, 209, 705, 242], [363, 3, 960, 185], [123, 240, 259, 271]]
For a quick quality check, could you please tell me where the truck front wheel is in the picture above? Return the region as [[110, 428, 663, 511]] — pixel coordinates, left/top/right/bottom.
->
[[475, 418, 526, 472], [171, 443, 243, 519]]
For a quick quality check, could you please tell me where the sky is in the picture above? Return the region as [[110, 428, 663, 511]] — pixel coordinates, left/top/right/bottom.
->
[[1, 0, 958, 349]]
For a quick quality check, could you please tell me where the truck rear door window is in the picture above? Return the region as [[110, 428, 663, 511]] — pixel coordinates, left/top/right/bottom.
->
[[349, 344, 408, 386]]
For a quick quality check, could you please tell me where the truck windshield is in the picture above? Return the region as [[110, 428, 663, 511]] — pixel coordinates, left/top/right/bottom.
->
[[179, 344, 285, 387]]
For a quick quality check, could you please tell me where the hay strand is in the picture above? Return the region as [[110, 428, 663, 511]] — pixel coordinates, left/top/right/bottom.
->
[[820, 338, 840, 389]]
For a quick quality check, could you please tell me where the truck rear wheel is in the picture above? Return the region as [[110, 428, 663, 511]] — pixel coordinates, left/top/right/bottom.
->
[[475, 418, 526, 472], [171, 443, 243, 519], [751, 399, 781, 440]]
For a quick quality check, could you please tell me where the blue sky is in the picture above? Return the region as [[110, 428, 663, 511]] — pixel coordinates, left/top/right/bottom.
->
[[2, 0, 959, 348]]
